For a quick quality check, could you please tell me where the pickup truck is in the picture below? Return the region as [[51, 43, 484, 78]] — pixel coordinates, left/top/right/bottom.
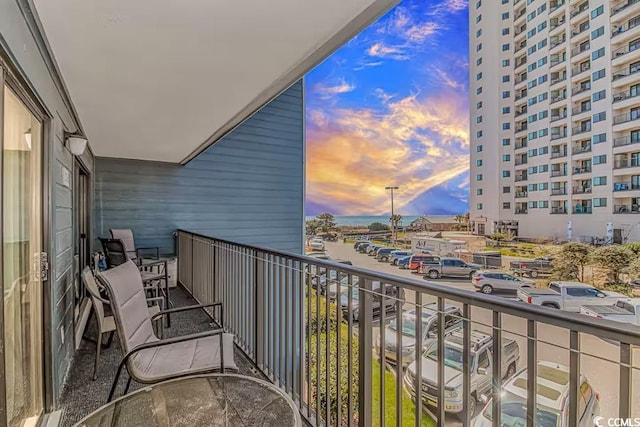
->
[[422, 257, 482, 279], [509, 258, 553, 278], [404, 329, 520, 420], [517, 281, 626, 312], [580, 298, 640, 326]]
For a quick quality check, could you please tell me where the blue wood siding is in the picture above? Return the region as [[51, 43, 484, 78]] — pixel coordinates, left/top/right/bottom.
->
[[95, 80, 304, 254]]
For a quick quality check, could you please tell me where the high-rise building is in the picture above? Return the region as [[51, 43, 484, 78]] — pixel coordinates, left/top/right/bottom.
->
[[470, 0, 640, 243]]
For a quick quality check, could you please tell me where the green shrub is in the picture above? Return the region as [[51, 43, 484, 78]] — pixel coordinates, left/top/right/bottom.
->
[[590, 245, 634, 283], [625, 242, 640, 256], [307, 289, 339, 336]]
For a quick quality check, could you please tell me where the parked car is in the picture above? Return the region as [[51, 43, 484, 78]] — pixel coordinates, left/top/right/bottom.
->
[[408, 254, 439, 271], [376, 247, 400, 262], [516, 282, 626, 312], [357, 242, 372, 253], [308, 237, 325, 251], [472, 271, 534, 295], [580, 298, 640, 327], [417, 257, 444, 274], [390, 250, 412, 265], [509, 258, 554, 278], [306, 252, 331, 260], [369, 246, 386, 257], [375, 304, 462, 366], [472, 361, 599, 426], [365, 244, 382, 255], [422, 257, 482, 279], [404, 329, 520, 419], [397, 255, 413, 269], [339, 282, 405, 321], [353, 240, 370, 250]]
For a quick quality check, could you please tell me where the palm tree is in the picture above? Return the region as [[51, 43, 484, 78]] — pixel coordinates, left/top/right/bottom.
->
[[389, 214, 403, 244]]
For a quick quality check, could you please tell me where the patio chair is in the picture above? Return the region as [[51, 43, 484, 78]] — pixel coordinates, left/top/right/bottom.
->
[[81, 267, 164, 380], [110, 228, 159, 262], [98, 261, 236, 401]]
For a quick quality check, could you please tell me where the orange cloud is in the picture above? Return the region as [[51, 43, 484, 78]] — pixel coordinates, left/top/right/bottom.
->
[[306, 89, 469, 215]]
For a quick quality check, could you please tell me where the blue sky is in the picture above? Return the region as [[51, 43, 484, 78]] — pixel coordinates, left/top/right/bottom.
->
[[305, 0, 470, 216]]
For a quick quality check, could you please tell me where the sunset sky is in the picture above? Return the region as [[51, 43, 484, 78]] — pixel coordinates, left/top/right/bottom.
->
[[305, 0, 469, 216]]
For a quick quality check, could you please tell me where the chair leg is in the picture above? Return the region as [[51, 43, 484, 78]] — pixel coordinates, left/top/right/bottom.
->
[[108, 359, 127, 402], [124, 376, 132, 395], [105, 331, 115, 348], [93, 332, 103, 381]]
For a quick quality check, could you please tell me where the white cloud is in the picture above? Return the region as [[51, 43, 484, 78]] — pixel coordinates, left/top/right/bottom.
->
[[367, 42, 410, 60], [313, 79, 356, 99]]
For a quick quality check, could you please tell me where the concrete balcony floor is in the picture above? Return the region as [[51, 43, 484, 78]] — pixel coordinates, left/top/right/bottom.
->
[[59, 287, 267, 426]]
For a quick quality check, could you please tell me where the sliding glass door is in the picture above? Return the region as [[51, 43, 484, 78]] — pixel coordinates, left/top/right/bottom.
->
[[2, 80, 44, 425]]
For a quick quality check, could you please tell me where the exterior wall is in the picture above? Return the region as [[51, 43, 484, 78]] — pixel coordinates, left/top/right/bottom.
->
[[1, 0, 92, 408], [94, 80, 304, 254], [470, 0, 640, 243]]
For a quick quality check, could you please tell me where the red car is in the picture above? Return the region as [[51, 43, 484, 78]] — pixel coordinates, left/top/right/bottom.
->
[[408, 254, 439, 271]]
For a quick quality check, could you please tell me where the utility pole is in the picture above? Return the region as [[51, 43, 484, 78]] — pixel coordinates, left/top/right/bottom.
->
[[385, 186, 399, 245]]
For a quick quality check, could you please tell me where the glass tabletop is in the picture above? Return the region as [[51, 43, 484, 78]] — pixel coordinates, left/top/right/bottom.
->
[[74, 374, 301, 427]]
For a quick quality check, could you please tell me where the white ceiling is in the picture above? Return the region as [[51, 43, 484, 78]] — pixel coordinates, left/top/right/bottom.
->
[[33, 0, 396, 163]]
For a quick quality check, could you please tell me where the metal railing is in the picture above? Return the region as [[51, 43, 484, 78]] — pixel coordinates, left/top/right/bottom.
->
[[551, 149, 568, 158], [614, 135, 640, 147], [612, 17, 640, 37], [613, 66, 640, 81], [551, 169, 568, 177], [177, 230, 640, 426], [613, 90, 640, 103], [571, 63, 590, 76], [551, 187, 568, 195], [573, 206, 593, 213], [614, 112, 640, 125], [612, 0, 640, 16], [572, 144, 591, 154], [551, 207, 567, 214], [615, 204, 640, 213]]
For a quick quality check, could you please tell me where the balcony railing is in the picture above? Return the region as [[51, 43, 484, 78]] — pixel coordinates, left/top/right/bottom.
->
[[572, 125, 591, 135], [176, 230, 640, 426], [571, 104, 591, 115], [515, 175, 528, 182], [515, 108, 527, 117], [515, 74, 527, 85], [550, 57, 567, 68], [571, 63, 590, 76], [551, 149, 568, 158], [615, 204, 640, 213], [573, 206, 593, 214], [612, 0, 640, 16], [550, 37, 566, 49], [551, 170, 568, 177], [550, 75, 567, 86], [550, 94, 567, 104], [515, 91, 527, 101], [570, 5, 588, 18], [573, 166, 592, 174], [613, 182, 640, 191], [550, 113, 566, 122], [613, 44, 640, 61], [615, 158, 640, 168], [614, 112, 640, 125], [514, 207, 528, 214], [515, 141, 528, 150], [515, 191, 528, 198], [614, 135, 640, 147], [613, 66, 640, 81], [572, 144, 591, 154], [613, 90, 640, 103], [570, 43, 590, 57], [551, 133, 567, 140], [572, 84, 591, 96], [612, 17, 640, 37], [571, 24, 590, 38], [515, 158, 528, 166], [551, 188, 568, 195], [572, 186, 592, 194], [551, 207, 567, 214], [515, 124, 528, 133]]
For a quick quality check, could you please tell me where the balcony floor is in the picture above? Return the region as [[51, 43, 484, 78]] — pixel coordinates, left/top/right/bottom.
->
[[59, 286, 266, 426]]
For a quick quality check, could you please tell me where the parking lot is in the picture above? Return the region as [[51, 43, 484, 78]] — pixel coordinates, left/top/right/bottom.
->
[[324, 241, 640, 423]]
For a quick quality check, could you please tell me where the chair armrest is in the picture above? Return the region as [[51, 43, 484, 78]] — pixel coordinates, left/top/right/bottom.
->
[[151, 302, 222, 323], [146, 296, 165, 310], [120, 329, 224, 364], [138, 259, 167, 270], [136, 247, 160, 259]]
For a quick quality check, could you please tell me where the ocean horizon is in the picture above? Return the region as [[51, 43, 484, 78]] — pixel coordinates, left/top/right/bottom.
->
[[306, 214, 435, 227]]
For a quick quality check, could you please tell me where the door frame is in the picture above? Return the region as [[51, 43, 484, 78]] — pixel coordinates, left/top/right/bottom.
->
[[0, 50, 54, 424]]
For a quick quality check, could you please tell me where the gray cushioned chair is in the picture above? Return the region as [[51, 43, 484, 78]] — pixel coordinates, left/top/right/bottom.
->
[[98, 261, 237, 401], [110, 228, 159, 261]]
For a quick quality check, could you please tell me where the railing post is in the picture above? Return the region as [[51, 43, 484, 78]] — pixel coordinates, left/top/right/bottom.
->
[[620, 342, 632, 418], [358, 278, 373, 427], [569, 330, 579, 427], [255, 250, 265, 369]]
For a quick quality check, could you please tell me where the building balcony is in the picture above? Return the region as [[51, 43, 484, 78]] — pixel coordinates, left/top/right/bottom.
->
[[612, 16, 640, 41], [515, 191, 528, 198], [571, 104, 591, 115], [570, 43, 590, 58], [614, 159, 640, 169], [515, 91, 527, 101], [613, 66, 640, 87], [613, 89, 640, 108], [571, 126, 591, 136], [550, 57, 567, 70], [572, 144, 592, 155], [515, 207, 528, 214], [515, 175, 528, 182], [572, 186, 592, 194], [570, 4, 589, 18], [612, 44, 640, 67], [615, 204, 640, 213], [614, 182, 640, 192], [612, 0, 640, 19], [515, 158, 528, 166], [550, 37, 567, 49], [551, 133, 568, 141], [551, 149, 568, 158], [551, 207, 567, 214], [571, 63, 590, 77], [515, 74, 527, 85], [550, 75, 567, 87], [614, 135, 640, 148], [550, 113, 567, 122], [573, 206, 593, 214], [571, 24, 590, 39], [572, 166, 592, 174], [550, 94, 567, 104], [572, 84, 591, 96], [551, 188, 568, 195], [515, 124, 528, 134], [551, 170, 568, 177], [515, 108, 528, 118], [613, 112, 640, 128]]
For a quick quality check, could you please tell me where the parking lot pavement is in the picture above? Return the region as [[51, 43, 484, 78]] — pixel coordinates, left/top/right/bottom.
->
[[323, 241, 640, 422]]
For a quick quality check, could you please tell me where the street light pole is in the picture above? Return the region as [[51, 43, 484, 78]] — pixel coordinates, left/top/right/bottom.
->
[[385, 186, 399, 245]]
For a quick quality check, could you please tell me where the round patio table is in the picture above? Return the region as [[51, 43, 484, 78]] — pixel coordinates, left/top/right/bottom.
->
[[74, 374, 301, 427]]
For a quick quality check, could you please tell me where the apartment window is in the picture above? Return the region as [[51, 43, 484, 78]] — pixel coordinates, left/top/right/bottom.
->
[[503, 202, 511, 209], [539, 164, 549, 172], [477, 203, 483, 210], [503, 154, 511, 162], [502, 106, 510, 113], [476, 43, 482, 52], [528, 149, 537, 157], [538, 146, 549, 155], [591, 26, 604, 40], [538, 39, 547, 49], [539, 128, 549, 137], [528, 80, 537, 89], [593, 155, 607, 164], [476, 15, 481, 23], [476, 145, 483, 152], [593, 112, 606, 123], [593, 198, 607, 207], [527, 46, 537, 55], [539, 201, 549, 208], [527, 63, 537, 72], [592, 48, 605, 60], [477, 87, 483, 94], [528, 132, 538, 140], [476, 29, 482, 37], [539, 182, 549, 190], [476, 188, 483, 195], [538, 75, 548, 84], [476, 159, 483, 166], [591, 5, 603, 18], [537, 4, 546, 13], [476, 72, 483, 80], [537, 22, 547, 31], [501, 12, 509, 19], [527, 29, 537, 38], [528, 166, 538, 174], [538, 93, 548, 101], [502, 170, 511, 177], [476, 174, 483, 181], [527, 115, 537, 123], [593, 69, 606, 81], [503, 186, 511, 194], [502, 138, 511, 146], [477, 130, 483, 138], [538, 111, 548, 119], [502, 75, 510, 83], [593, 90, 606, 102], [528, 201, 538, 208], [502, 43, 510, 51], [477, 58, 483, 66], [502, 28, 510, 35], [593, 133, 606, 144], [528, 98, 537, 106], [527, 11, 536, 21], [537, 57, 547, 66], [502, 123, 511, 130], [528, 184, 538, 192], [477, 101, 483, 109], [502, 91, 510, 98], [593, 176, 607, 186], [476, 116, 483, 123], [475, 0, 481, 7], [502, 0, 508, 4], [502, 59, 510, 67]]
